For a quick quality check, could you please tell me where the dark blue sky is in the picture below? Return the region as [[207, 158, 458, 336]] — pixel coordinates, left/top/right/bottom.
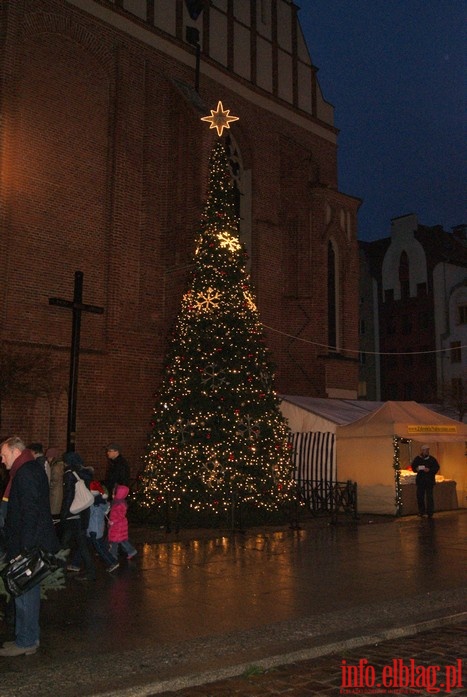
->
[[297, 1, 466, 241]]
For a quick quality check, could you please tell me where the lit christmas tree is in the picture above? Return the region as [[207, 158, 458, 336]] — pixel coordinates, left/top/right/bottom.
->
[[135, 107, 296, 525]]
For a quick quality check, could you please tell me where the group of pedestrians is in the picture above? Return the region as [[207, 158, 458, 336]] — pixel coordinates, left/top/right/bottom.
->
[[0, 437, 137, 657], [62, 445, 137, 580]]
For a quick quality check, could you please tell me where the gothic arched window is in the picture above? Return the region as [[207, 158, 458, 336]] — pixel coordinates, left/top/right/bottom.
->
[[328, 240, 340, 350], [224, 134, 252, 269]]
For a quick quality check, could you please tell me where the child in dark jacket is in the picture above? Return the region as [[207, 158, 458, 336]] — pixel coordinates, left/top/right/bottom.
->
[[107, 484, 137, 560], [87, 481, 119, 573]]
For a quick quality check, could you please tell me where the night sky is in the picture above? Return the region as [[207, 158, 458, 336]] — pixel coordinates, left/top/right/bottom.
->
[[297, 1, 466, 241]]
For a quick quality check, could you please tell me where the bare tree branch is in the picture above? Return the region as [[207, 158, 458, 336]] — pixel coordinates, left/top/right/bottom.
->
[[0, 342, 60, 430]]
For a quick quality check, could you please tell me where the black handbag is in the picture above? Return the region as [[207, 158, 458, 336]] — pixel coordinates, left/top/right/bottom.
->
[[1, 547, 60, 597]]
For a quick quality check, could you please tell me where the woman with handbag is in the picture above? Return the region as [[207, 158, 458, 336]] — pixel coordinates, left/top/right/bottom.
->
[[59, 452, 96, 582], [0, 436, 59, 657]]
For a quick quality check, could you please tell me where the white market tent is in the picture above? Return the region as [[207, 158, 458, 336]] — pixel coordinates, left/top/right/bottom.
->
[[336, 401, 467, 515], [279, 396, 384, 492]]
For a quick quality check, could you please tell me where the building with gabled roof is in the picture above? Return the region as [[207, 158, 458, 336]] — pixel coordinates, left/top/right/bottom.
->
[[359, 214, 466, 413]]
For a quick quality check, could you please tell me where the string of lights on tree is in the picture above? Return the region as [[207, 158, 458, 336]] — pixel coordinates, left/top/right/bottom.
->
[[135, 103, 296, 520]]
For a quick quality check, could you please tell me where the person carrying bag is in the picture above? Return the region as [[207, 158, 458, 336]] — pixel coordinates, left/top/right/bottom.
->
[[1, 547, 60, 598], [70, 471, 94, 514], [59, 453, 96, 582], [0, 437, 59, 656]]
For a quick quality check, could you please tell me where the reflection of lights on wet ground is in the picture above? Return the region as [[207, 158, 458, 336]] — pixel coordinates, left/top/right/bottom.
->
[[43, 515, 465, 657], [142, 532, 307, 569], [138, 531, 315, 623]]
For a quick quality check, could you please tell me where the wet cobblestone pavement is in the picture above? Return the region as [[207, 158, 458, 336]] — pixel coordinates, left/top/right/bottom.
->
[[156, 622, 466, 696], [0, 511, 465, 696]]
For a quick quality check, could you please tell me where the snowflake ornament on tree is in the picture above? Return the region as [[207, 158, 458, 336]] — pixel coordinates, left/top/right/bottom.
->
[[202, 460, 225, 488], [243, 290, 257, 312], [170, 419, 192, 444], [193, 287, 222, 313], [218, 231, 241, 253], [236, 414, 261, 439], [201, 363, 227, 388]]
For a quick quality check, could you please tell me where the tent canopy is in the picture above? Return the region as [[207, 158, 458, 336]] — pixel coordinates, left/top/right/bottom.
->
[[337, 401, 467, 443], [280, 396, 383, 432]]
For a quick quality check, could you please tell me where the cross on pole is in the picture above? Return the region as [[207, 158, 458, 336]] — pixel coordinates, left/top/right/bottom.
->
[[49, 270, 104, 452]]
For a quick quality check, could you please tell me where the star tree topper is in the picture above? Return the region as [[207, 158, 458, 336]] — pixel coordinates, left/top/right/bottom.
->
[[201, 101, 239, 136]]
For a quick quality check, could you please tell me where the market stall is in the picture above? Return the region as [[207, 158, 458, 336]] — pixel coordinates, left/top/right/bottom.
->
[[336, 401, 466, 515], [280, 396, 382, 485], [398, 469, 458, 515]]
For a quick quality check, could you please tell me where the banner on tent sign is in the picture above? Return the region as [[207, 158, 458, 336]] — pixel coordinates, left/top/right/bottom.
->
[[407, 425, 458, 434]]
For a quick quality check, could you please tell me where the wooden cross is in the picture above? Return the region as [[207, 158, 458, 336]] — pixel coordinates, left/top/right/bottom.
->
[[49, 271, 104, 452]]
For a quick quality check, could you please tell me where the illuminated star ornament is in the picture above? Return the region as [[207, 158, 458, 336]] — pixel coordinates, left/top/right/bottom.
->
[[201, 101, 239, 136]]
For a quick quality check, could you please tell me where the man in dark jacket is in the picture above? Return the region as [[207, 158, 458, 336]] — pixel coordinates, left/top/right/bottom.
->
[[411, 444, 440, 518], [27, 442, 50, 481], [0, 436, 59, 656], [105, 443, 130, 497]]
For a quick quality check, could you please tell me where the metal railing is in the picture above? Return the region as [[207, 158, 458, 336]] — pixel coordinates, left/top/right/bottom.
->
[[296, 479, 358, 522]]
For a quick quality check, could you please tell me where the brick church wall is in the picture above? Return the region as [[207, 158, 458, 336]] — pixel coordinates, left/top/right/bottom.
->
[[0, 0, 359, 476]]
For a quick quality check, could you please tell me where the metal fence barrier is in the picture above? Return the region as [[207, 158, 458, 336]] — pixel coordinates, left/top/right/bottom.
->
[[296, 478, 358, 522]]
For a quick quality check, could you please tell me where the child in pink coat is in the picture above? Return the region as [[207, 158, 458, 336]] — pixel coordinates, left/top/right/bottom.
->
[[107, 484, 137, 560]]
